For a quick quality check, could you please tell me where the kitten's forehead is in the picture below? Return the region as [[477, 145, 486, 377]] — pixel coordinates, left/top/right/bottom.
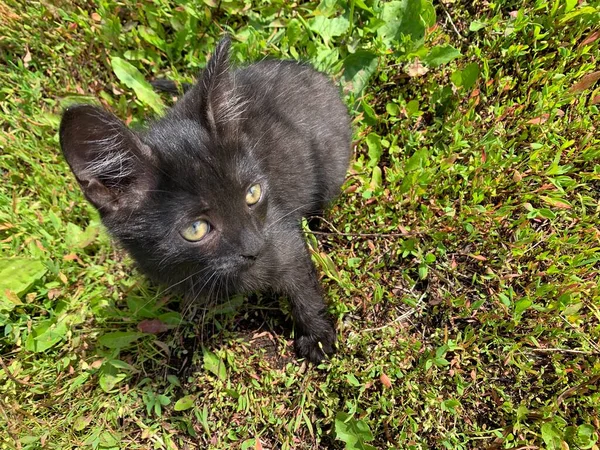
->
[[145, 119, 260, 191]]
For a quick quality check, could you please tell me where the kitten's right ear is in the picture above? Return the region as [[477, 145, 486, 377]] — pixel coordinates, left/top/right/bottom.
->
[[60, 104, 154, 213]]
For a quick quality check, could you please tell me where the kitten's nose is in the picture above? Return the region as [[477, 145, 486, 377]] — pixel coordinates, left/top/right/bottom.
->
[[240, 244, 262, 260], [240, 233, 264, 261]]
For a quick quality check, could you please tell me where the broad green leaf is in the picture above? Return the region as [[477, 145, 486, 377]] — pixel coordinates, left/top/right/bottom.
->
[[203, 348, 227, 380], [420, 0, 436, 27], [378, 0, 427, 47], [98, 331, 145, 349], [346, 374, 361, 387], [335, 412, 376, 450], [99, 363, 127, 392], [461, 63, 480, 90], [564, 0, 577, 13], [343, 50, 379, 96], [65, 218, 100, 249], [308, 16, 349, 42], [404, 148, 428, 172], [469, 20, 487, 31], [513, 298, 532, 321], [137, 26, 167, 52], [370, 166, 383, 190], [98, 431, 121, 447], [108, 359, 136, 371], [286, 18, 303, 45], [0, 258, 47, 310], [353, 0, 374, 13], [174, 395, 195, 411], [111, 57, 165, 114], [574, 424, 597, 448], [320, 251, 341, 281], [365, 133, 383, 167], [73, 416, 91, 432], [541, 422, 563, 450], [406, 99, 420, 116], [386, 102, 400, 116], [127, 294, 159, 318], [157, 394, 170, 406], [422, 45, 461, 67], [560, 6, 597, 23], [25, 319, 68, 352]]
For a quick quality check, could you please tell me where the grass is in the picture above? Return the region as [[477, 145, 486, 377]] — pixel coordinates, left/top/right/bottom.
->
[[1, 0, 599, 448]]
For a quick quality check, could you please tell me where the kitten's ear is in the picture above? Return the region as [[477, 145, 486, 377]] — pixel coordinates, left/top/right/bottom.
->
[[200, 37, 245, 134], [60, 104, 155, 213]]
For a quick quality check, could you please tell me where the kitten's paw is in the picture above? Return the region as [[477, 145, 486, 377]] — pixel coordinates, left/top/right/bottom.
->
[[294, 326, 336, 364]]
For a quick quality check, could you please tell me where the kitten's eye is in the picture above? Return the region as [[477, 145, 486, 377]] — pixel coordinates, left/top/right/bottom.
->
[[245, 183, 262, 205], [181, 219, 211, 242]]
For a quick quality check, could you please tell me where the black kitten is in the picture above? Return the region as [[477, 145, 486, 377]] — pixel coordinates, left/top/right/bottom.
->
[[59, 38, 352, 363]]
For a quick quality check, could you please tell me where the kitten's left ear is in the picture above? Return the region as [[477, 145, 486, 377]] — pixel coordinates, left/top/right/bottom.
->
[[200, 37, 245, 134]]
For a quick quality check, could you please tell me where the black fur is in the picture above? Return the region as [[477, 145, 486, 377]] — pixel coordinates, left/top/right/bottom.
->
[[59, 38, 352, 363]]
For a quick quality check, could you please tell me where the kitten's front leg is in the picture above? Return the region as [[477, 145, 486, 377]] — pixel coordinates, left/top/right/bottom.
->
[[275, 233, 337, 363]]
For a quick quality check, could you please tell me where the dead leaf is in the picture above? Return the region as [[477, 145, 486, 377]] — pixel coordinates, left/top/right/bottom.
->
[[4, 289, 22, 305], [137, 319, 170, 334], [469, 254, 487, 261], [91, 12, 101, 22], [22, 47, 31, 67], [35, 240, 46, 252], [569, 71, 600, 93], [540, 196, 572, 209], [58, 272, 68, 284], [513, 170, 522, 182], [380, 373, 392, 388], [367, 240, 375, 253], [63, 253, 84, 265], [255, 438, 263, 450], [398, 225, 410, 235], [509, 10, 518, 18], [579, 30, 600, 47], [90, 359, 104, 369], [405, 60, 429, 77], [47, 288, 61, 300], [527, 114, 549, 124], [591, 95, 600, 105]]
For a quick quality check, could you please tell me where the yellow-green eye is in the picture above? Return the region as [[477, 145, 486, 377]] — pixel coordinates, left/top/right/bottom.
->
[[245, 183, 262, 205], [181, 219, 210, 242]]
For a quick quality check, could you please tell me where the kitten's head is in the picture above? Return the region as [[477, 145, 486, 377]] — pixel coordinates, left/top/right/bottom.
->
[[60, 38, 272, 293]]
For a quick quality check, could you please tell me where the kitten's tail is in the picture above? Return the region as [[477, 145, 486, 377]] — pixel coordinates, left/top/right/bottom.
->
[[150, 79, 192, 95]]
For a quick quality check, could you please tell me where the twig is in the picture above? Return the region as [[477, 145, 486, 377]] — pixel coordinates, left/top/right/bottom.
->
[[0, 355, 35, 387], [439, 1, 465, 41], [557, 375, 600, 407], [526, 348, 597, 355], [305, 216, 420, 239], [362, 291, 427, 333], [307, 230, 417, 238], [560, 316, 600, 353]]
